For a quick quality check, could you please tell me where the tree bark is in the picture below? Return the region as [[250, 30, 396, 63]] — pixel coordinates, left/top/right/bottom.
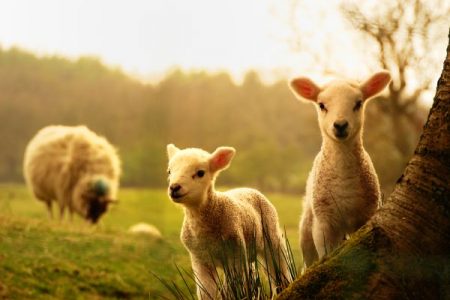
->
[[278, 31, 450, 300]]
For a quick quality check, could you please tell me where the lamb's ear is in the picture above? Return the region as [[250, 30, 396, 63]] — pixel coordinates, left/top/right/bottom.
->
[[361, 71, 391, 100], [289, 77, 321, 102], [210, 147, 235, 173], [167, 144, 180, 160]]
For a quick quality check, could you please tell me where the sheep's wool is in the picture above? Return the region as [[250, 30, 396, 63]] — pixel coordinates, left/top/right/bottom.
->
[[23, 125, 121, 222]]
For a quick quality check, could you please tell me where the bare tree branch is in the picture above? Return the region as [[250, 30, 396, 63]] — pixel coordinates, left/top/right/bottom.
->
[[337, 0, 450, 156], [283, 0, 449, 157]]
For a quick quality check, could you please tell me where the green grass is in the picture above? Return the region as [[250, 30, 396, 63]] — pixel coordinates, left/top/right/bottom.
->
[[0, 184, 301, 299]]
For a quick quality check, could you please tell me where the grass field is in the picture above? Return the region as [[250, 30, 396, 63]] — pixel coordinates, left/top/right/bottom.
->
[[0, 184, 302, 299]]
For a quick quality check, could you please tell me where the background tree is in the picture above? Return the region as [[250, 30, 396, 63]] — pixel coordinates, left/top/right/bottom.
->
[[280, 0, 450, 192], [340, 0, 450, 160], [0, 48, 321, 193], [2, 11, 447, 195], [279, 30, 450, 299]]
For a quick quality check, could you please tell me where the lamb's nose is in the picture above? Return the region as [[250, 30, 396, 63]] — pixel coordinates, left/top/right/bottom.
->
[[170, 184, 181, 193], [334, 121, 348, 132]]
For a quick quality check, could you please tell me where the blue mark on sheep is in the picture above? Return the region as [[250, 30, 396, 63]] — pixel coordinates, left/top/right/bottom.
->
[[93, 180, 109, 196]]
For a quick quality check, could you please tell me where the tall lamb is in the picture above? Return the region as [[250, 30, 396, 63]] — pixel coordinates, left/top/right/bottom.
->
[[23, 125, 121, 223], [289, 71, 391, 267], [166, 144, 291, 299]]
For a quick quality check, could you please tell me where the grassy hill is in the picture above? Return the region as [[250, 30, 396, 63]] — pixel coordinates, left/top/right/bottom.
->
[[0, 184, 301, 299]]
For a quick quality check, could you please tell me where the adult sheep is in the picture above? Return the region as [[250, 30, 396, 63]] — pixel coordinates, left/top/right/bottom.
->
[[289, 71, 391, 267], [23, 125, 121, 223]]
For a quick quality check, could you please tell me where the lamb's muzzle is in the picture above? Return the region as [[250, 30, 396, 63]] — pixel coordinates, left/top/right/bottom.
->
[[333, 120, 349, 139], [169, 183, 184, 200]]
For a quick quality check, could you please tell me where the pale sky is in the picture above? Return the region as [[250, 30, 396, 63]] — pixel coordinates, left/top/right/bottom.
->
[[0, 0, 367, 83], [0, 0, 445, 89]]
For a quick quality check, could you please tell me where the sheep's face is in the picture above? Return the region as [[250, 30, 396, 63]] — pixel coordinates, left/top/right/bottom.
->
[[83, 193, 114, 223], [166, 144, 235, 207], [315, 81, 364, 141], [73, 177, 116, 223], [290, 71, 391, 142]]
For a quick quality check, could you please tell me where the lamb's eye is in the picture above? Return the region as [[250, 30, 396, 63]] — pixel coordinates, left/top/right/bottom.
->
[[318, 103, 327, 112], [196, 170, 205, 178], [167, 169, 171, 175], [354, 100, 362, 111]]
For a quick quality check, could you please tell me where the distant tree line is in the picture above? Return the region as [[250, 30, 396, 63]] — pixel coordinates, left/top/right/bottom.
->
[[0, 47, 418, 193]]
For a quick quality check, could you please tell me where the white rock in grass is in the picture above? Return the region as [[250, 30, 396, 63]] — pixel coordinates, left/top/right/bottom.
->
[[128, 222, 162, 239]]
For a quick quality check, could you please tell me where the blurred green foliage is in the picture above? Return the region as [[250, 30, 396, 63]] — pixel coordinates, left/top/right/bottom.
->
[[0, 47, 417, 194]]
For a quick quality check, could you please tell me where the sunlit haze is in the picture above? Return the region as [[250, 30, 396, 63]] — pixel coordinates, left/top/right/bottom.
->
[[0, 0, 371, 83], [0, 0, 447, 93]]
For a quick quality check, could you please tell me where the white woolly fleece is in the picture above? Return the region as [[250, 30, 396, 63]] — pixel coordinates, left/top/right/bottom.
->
[[23, 125, 121, 222]]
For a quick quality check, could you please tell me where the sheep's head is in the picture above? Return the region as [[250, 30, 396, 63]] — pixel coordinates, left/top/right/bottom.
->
[[290, 71, 391, 142], [74, 177, 116, 223], [166, 144, 235, 207]]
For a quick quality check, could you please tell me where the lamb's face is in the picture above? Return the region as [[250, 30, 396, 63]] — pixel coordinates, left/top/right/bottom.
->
[[289, 71, 391, 143], [316, 81, 364, 142], [166, 144, 235, 207], [167, 149, 212, 206]]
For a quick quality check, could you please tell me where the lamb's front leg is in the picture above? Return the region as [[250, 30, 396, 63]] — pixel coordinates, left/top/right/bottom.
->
[[299, 205, 318, 268], [312, 219, 345, 259], [191, 256, 219, 300]]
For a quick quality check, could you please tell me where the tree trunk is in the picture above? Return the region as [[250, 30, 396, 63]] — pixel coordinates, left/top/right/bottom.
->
[[278, 31, 450, 300]]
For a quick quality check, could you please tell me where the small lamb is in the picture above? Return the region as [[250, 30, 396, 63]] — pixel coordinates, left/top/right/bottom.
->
[[166, 144, 290, 299], [289, 71, 391, 267], [23, 125, 121, 223]]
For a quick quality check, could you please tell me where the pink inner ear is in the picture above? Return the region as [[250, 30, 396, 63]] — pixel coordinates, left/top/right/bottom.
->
[[211, 149, 234, 171], [292, 78, 319, 100], [212, 153, 228, 169], [366, 79, 382, 95], [301, 85, 315, 98], [363, 73, 391, 99]]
